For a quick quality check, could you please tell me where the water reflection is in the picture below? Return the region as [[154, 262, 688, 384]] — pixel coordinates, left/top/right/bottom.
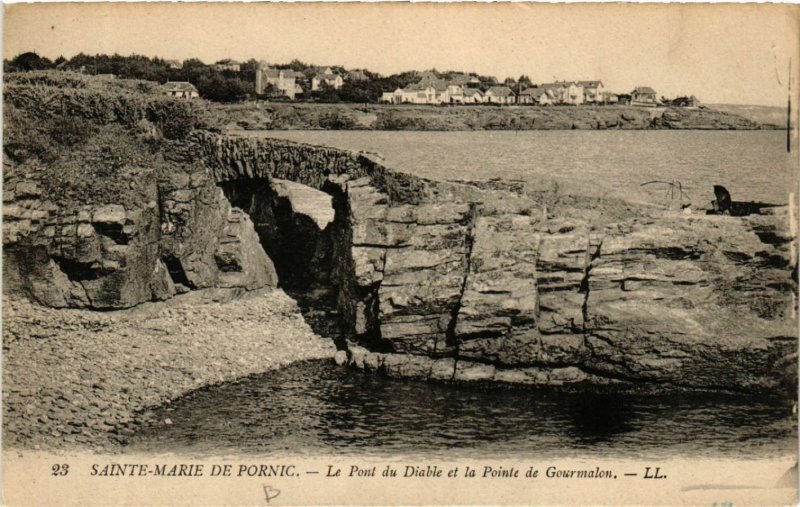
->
[[128, 360, 796, 459]]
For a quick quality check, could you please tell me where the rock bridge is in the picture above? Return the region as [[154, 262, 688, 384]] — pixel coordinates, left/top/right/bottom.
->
[[3, 132, 796, 392]]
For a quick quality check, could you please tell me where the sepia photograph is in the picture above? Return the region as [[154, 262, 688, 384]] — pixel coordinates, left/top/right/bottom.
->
[[2, 2, 799, 505]]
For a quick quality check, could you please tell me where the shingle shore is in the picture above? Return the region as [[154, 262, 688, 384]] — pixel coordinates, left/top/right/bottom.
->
[[2, 288, 337, 452]]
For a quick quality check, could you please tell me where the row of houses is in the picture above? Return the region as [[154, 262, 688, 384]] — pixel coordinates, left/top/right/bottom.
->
[[253, 63, 371, 99], [381, 78, 658, 106], [159, 59, 661, 107], [157, 63, 360, 100]]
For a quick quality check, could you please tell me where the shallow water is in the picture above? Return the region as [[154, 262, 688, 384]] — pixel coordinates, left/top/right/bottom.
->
[[253, 130, 796, 207], [128, 360, 796, 459]]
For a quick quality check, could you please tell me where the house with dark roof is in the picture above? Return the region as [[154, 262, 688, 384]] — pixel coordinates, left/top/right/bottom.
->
[[462, 88, 484, 104], [431, 80, 451, 102], [416, 70, 439, 85], [165, 59, 182, 70], [539, 82, 566, 103], [519, 87, 552, 105], [603, 92, 620, 104], [447, 73, 480, 87], [484, 86, 516, 105], [346, 70, 369, 82], [161, 81, 199, 99], [214, 59, 241, 72], [631, 86, 657, 105]]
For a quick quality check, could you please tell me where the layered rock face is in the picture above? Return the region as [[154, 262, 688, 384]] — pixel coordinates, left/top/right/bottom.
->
[[3, 164, 278, 309], [194, 133, 796, 393], [338, 183, 795, 391], [6, 128, 796, 393]]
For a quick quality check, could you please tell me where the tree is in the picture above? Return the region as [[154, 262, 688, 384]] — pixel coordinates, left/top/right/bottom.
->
[[310, 83, 341, 103], [256, 83, 280, 100], [338, 80, 384, 103], [197, 73, 252, 102], [7, 52, 53, 72], [518, 75, 533, 88], [239, 58, 259, 84]]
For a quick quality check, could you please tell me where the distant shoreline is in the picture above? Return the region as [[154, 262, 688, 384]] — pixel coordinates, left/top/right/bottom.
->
[[214, 102, 780, 131]]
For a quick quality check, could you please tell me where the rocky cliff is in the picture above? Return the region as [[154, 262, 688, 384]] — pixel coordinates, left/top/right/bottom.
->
[[4, 74, 796, 394], [3, 165, 278, 309], [193, 133, 797, 394]]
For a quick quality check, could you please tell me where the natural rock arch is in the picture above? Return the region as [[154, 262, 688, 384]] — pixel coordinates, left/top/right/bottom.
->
[[4, 130, 796, 392]]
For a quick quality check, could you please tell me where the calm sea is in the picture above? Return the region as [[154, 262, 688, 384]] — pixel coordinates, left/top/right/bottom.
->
[[253, 130, 797, 207], [127, 130, 797, 458], [128, 361, 796, 459]]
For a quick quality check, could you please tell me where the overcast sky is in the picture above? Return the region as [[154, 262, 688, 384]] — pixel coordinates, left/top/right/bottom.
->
[[5, 2, 798, 106]]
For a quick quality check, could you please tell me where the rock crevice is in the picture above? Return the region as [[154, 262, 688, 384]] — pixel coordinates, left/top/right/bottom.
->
[[5, 132, 797, 393]]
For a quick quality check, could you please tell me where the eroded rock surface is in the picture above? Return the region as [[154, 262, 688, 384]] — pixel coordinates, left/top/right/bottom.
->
[[188, 134, 800, 393], [5, 129, 796, 393], [4, 162, 278, 309]]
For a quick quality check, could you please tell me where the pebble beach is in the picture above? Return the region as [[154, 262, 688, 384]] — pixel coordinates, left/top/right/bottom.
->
[[2, 288, 336, 452]]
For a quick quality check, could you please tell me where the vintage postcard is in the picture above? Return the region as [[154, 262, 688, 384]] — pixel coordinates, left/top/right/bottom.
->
[[2, 2, 799, 505]]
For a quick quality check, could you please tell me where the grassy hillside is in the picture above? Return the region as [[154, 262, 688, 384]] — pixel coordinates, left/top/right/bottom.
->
[[3, 71, 222, 207]]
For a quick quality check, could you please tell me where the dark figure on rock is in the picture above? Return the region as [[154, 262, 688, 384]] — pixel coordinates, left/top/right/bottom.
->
[[709, 185, 732, 214]]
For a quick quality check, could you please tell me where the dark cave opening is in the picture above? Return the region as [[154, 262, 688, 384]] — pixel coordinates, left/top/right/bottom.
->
[[219, 177, 345, 343]]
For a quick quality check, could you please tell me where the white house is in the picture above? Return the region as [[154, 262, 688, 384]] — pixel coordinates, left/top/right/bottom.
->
[[462, 88, 484, 104], [161, 81, 199, 99], [256, 64, 304, 99], [213, 59, 241, 72], [432, 80, 450, 103], [540, 81, 584, 105], [519, 87, 552, 105], [312, 67, 344, 91], [578, 81, 604, 103], [540, 83, 566, 103], [563, 82, 584, 105], [446, 83, 465, 103], [484, 86, 516, 104], [631, 86, 658, 105]]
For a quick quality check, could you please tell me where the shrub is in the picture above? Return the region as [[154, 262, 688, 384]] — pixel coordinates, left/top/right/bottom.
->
[[317, 110, 356, 130], [145, 97, 211, 140]]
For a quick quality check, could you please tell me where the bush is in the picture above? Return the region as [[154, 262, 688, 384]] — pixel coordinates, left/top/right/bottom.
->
[[4, 74, 222, 144], [145, 97, 213, 140], [3, 102, 99, 163], [374, 111, 425, 130], [317, 110, 356, 129]]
